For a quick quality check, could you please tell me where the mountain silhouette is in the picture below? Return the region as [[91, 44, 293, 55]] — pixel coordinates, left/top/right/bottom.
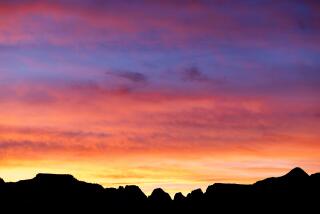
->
[[0, 167, 319, 213], [149, 188, 171, 203], [186, 188, 203, 201], [0, 178, 4, 186], [285, 167, 309, 177], [254, 167, 309, 187], [173, 192, 185, 201]]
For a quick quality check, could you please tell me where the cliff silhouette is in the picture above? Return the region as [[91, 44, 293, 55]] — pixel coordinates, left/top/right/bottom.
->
[[0, 167, 319, 213]]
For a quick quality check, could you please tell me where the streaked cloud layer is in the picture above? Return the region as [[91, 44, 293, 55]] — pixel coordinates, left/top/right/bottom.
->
[[0, 0, 319, 195]]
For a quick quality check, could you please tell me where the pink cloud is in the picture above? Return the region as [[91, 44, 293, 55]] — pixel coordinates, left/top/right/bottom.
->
[[0, 1, 319, 50]]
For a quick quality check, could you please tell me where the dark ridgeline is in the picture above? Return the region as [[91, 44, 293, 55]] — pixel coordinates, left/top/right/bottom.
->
[[0, 167, 319, 213]]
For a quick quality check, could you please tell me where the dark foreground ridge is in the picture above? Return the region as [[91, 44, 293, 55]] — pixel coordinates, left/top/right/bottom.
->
[[1, 167, 319, 213]]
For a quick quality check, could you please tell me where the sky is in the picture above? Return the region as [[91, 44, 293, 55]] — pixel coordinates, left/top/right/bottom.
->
[[0, 0, 320, 196]]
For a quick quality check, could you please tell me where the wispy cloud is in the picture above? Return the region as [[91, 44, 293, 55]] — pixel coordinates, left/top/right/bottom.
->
[[179, 66, 226, 87], [106, 70, 148, 83], [181, 67, 209, 82]]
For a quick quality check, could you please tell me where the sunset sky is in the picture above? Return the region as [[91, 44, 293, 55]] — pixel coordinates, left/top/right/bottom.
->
[[0, 0, 320, 196]]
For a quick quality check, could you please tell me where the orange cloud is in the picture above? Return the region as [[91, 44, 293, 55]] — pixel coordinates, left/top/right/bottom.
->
[[0, 79, 319, 194]]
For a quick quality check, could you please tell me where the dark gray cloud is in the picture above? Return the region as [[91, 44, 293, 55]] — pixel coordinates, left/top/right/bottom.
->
[[181, 67, 209, 82], [106, 70, 148, 83], [179, 66, 227, 87]]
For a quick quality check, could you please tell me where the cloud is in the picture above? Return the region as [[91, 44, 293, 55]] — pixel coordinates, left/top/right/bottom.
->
[[0, 125, 110, 140], [179, 67, 226, 87], [181, 67, 209, 82], [0, 0, 319, 51], [105, 70, 148, 83], [0, 140, 67, 151]]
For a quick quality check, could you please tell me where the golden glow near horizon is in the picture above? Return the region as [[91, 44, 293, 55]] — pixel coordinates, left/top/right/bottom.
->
[[0, 88, 319, 195]]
